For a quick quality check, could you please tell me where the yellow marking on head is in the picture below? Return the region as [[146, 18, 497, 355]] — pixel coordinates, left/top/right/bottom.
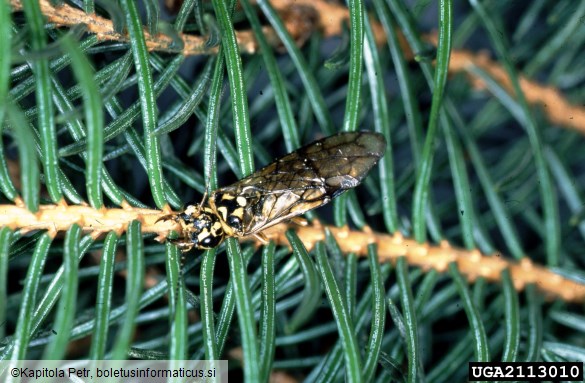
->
[[217, 206, 228, 220], [236, 196, 247, 207], [211, 221, 222, 236], [203, 207, 216, 215], [221, 193, 236, 200], [197, 228, 210, 242], [232, 207, 244, 219], [184, 205, 199, 216]]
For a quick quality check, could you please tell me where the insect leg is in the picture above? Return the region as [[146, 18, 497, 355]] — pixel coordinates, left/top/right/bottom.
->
[[156, 214, 180, 224], [172, 240, 195, 253], [290, 217, 309, 226], [253, 232, 269, 244]]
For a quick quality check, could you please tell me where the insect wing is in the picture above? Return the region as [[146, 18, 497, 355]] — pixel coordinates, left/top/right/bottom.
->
[[212, 131, 386, 235]]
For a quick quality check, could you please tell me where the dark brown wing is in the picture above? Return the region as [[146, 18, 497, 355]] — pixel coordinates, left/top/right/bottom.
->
[[211, 131, 386, 235]]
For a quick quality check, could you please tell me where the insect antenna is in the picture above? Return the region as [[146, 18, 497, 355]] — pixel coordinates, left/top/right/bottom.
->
[[198, 190, 209, 210]]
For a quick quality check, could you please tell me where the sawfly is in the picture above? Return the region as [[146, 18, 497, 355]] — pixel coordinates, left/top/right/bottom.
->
[[164, 131, 386, 251]]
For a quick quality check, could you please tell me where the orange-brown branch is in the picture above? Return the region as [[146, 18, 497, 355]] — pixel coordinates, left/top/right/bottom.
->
[[8, 0, 386, 55], [0, 201, 179, 241], [2, 202, 583, 304], [11, 0, 585, 135], [10, 0, 196, 52], [260, 223, 585, 304], [9, 0, 387, 54], [448, 49, 585, 135], [263, 0, 387, 46]]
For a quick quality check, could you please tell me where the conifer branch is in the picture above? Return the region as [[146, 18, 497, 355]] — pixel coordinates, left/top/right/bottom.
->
[[2, 202, 582, 304]]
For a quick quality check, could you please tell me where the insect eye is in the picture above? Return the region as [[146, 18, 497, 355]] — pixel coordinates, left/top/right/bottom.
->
[[200, 233, 223, 249], [227, 215, 242, 230]]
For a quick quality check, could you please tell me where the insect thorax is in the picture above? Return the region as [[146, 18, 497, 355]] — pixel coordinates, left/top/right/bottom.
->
[[210, 191, 250, 236], [180, 205, 225, 249]]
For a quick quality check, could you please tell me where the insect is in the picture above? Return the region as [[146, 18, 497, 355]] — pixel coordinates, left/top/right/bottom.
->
[[164, 131, 386, 251]]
